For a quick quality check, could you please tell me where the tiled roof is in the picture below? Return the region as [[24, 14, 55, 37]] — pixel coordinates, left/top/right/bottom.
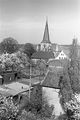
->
[[48, 59, 62, 67], [41, 71, 61, 89], [32, 51, 54, 59], [48, 59, 70, 67]]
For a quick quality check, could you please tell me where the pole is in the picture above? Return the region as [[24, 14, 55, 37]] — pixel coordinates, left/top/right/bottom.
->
[[29, 63, 31, 101]]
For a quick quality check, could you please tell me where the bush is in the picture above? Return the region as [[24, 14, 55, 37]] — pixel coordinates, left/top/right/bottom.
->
[[63, 94, 80, 120], [38, 91, 54, 119], [40, 104, 54, 118], [54, 114, 68, 120], [0, 96, 19, 119], [17, 109, 37, 120]]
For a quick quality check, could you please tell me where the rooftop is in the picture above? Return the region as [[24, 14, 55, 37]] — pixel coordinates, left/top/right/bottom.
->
[[41, 70, 61, 89], [32, 51, 54, 59]]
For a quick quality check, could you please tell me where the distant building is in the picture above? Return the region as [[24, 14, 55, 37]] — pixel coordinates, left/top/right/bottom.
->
[[36, 21, 80, 61], [55, 50, 69, 60]]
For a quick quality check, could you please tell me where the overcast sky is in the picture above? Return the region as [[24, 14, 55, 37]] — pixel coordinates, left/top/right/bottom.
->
[[0, 0, 80, 44]]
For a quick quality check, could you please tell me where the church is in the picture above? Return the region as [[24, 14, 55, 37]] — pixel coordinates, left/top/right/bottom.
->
[[37, 20, 52, 52], [36, 19, 78, 60]]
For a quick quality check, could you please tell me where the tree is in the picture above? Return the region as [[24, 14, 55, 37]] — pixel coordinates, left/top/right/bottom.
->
[[69, 38, 80, 93], [0, 96, 19, 119], [23, 43, 36, 59], [0, 37, 19, 54], [69, 38, 78, 71], [0, 52, 29, 73], [70, 38, 78, 60], [59, 68, 73, 110], [59, 38, 80, 118]]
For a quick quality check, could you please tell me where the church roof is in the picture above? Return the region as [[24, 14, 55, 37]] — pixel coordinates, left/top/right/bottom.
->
[[41, 20, 51, 44], [31, 51, 54, 59]]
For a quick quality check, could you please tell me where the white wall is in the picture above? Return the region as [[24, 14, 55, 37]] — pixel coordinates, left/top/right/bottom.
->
[[42, 87, 64, 116]]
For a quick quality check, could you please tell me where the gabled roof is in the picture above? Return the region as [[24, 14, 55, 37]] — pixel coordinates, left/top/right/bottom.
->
[[41, 71, 61, 89], [41, 20, 51, 44], [55, 50, 69, 59]]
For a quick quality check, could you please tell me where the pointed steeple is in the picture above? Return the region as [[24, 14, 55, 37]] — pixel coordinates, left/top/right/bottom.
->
[[41, 19, 51, 44]]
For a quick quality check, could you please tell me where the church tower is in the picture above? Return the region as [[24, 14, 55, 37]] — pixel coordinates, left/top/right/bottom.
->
[[40, 19, 52, 51]]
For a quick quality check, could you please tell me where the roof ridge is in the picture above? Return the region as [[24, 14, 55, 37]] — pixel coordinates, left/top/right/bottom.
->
[[40, 69, 49, 85]]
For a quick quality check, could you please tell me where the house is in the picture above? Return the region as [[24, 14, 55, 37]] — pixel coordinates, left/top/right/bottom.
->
[[55, 50, 69, 60]]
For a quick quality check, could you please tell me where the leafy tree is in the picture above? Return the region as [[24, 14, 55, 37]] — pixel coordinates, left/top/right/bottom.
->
[[0, 37, 19, 54], [69, 38, 80, 93], [23, 43, 36, 59], [59, 68, 73, 110], [68, 67, 80, 93], [0, 52, 29, 75], [59, 38, 80, 95]]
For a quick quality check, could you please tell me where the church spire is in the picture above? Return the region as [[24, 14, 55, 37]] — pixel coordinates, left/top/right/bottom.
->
[[41, 18, 51, 44]]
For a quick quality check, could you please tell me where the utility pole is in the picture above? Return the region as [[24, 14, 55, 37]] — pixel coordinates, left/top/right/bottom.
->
[[29, 63, 32, 101]]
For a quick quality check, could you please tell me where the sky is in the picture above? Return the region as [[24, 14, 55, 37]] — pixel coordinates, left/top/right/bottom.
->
[[0, 0, 80, 45]]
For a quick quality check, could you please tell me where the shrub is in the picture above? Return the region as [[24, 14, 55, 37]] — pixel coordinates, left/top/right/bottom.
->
[[39, 91, 54, 119], [0, 95, 19, 119], [64, 94, 80, 120], [17, 109, 37, 120]]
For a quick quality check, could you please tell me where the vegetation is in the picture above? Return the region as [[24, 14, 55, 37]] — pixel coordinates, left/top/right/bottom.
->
[[64, 94, 80, 120], [0, 37, 19, 54], [0, 51, 29, 73], [59, 38, 80, 119], [69, 38, 78, 60], [0, 92, 54, 120], [1, 37, 80, 120], [23, 43, 36, 59], [68, 38, 80, 93], [0, 95, 19, 119], [36, 60, 47, 75]]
